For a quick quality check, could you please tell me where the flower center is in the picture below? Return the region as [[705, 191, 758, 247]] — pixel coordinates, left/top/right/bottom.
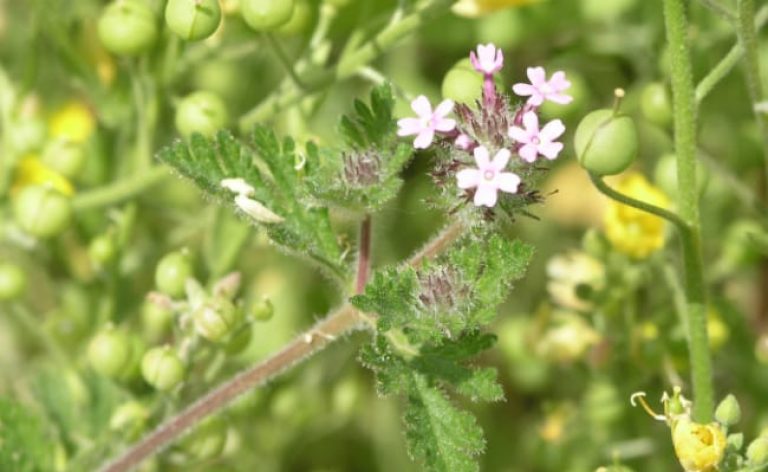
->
[[531, 136, 540, 145], [483, 170, 495, 181]]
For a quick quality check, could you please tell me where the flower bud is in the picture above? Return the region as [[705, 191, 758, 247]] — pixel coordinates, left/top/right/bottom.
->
[[175, 91, 228, 138], [575, 109, 638, 176], [155, 251, 193, 298], [715, 394, 741, 427], [653, 153, 708, 199], [165, 0, 222, 41], [141, 346, 185, 391], [88, 234, 117, 267], [178, 415, 228, 461], [640, 82, 672, 127], [250, 297, 274, 322], [672, 418, 726, 472], [13, 185, 73, 238], [224, 324, 253, 355], [0, 263, 26, 301], [747, 436, 768, 466], [109, 401, 149, 439], [41, 139, 86, 179], [193, 297, 243, 342], [88, 326, 132, 379]]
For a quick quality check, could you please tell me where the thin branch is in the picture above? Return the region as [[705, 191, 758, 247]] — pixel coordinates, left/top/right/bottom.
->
[[697, 0, 736, 21], [98, 220, 465, 472], [72, 166, 169, 211]]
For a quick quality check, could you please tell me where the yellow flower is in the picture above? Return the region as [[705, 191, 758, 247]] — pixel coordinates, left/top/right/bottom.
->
[[672, 418, 726, 472], [546, 251, 605, 311], [12, 156, 74, 197], [603, 173, 670, 259], [48, 101, 96, 144], [537, 310, 600, 363], [452, 0, 542, 18]]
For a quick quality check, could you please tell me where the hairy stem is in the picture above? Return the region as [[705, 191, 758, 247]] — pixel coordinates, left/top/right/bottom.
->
[[72, 166, 168, 211], [356, 215, 372, 294], [663, 0, 714, 422], [98, 220, 464, 472]]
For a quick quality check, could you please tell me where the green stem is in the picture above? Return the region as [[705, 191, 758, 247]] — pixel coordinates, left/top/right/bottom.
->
[[696, 5, 768, 103], [72, 166, 168, 211], [238, 0, 452, 130], [697, 0, 736, 21], [265, 33, 306, 89], [663, 0, 714, 422]]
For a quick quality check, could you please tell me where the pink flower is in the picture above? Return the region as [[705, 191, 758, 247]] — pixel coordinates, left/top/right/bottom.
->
[[508, 111, 565, 163], [470, 43, 504, 75], [397, 96, 456, 149], [455, 133, 473, 150], [512, 67, 573, 106], [456, 146, 521, 207]]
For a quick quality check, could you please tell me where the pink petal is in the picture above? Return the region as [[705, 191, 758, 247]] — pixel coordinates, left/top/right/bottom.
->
[[491, 148, 511, 171], [473, 183, 498, 207], [478, 44, 496, 64], [413, 129, 435, 149], [469, 51, 481, 71], [496, 172, 521, 193], [434, 99, 455, 118], [522, 111, 539, 134], [512, 83, 536, 97], [519, 143, 538, 163], [494, 50, 504, 71], [508, 125, 529, 143], [526, 94, 545, 107], [473, 146, 490, 168], [527, 67, 546, 87], [538, 141, 564, 160], [549, 71, 571, 92], [546, 93, 573, 105], [540, 119, 565, 141], [434, 118, 456, 132], [397, 117, 423, 136], [411, 95, 432, 117], [455, 134, 472, 149], [456, 168, 481, 189]]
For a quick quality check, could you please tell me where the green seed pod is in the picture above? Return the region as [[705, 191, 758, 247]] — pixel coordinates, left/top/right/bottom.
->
[[747, 436, 768, 466], [141, 346, 185, 391], [224, 324, 253, 355], [165, 0, 222, 41], [88, 234, 117, 267], [88, 326, 132, 379], [8, 118, 46, 155], [249, 297, 274, 322], [240, 0, 295, 31], [574, 109, 638, 176], [174, 91, 228, 138], [640, 82, 672, 127], [715, 394, 741, 427], [193, 297, 243, 342], [178, 415, 228, 461], [41, 139, 87, 179], [0, 263, 26, 301], [155, 251, 193, 298], [141, 300, 175, 343], [276, 0, 313, 36], [109, 401, 149, 439], [653, 153, 708, 199], [97, 0, 158, 56], [13, 185, 73, 238], [441, 58, 483, 105]]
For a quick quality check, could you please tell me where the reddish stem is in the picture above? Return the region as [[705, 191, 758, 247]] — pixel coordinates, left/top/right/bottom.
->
[[356, 215, 372, 295]]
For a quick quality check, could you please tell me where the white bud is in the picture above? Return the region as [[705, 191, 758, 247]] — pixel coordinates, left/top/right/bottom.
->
[[234, 195, 284, 224], [220, 178, 255, 196]]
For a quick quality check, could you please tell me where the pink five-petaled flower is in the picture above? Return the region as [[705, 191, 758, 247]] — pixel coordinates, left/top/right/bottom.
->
[[457, 146, 521, 207], [509, 111, 565, 163], [512, 67, 573, 106], [397, 96, 456, 149], [470, 43, 504, 75]]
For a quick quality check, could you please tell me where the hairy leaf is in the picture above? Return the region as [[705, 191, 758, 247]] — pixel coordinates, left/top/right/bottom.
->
[[0, 397, 51, 472]]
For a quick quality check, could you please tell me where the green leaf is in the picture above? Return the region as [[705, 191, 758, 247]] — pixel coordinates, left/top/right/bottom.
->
[[404, 373, 484, 472], [0, 396, 51, 472]]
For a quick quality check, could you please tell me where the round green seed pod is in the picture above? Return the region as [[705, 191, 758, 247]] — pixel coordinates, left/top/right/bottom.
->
[[141, 301, 175, 343], [0, 263, 26, 301], [640, 82, 672, 127], [249, 297, 274, 322], [13, 185, 73, 238], [224, 324, 253, 355], [240, 0, 295, 31], [97, 0, 158, 56], [193, 297, 243, 342], [88, 234, 117, 267], [88, 326, 132, 379], [141, 346, 185, 391], [276, 0, 313, 36], [165, 0, 222, 41], [155, 251, 193, 298], [178, 416, 228, 461], [574, 109, 638, 176], [175, 91, 228, 138], [109, 401, 149, 439], [41, 139, 87, 179], [653, 153, 708, 198], [441, 58, 484, 105]]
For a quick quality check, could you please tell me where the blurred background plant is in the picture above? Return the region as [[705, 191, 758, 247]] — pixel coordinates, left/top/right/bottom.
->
[[0, 0, 767, 471]]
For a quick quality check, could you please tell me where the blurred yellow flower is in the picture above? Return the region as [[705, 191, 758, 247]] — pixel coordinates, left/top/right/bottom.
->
[[49, 101, 96, 144], [604, 173, 670, 259], [707, 308, 729, 351], [672, 418, 726, 472], [12, 156, 74, 197], [546, 251, 605, 311], [537, 310, 600, 363], [452, 0, 541, 17]]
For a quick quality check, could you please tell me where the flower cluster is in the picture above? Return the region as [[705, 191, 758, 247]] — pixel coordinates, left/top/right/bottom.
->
[[396, 44, 572, 212]]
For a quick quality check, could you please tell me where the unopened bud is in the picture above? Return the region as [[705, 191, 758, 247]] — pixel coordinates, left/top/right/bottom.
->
[[715, 394, 741, 427]]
